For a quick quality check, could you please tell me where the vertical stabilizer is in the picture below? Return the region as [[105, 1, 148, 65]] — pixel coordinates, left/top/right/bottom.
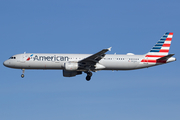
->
[[146, 32, 173, 57], [141, 32, 174, 63]]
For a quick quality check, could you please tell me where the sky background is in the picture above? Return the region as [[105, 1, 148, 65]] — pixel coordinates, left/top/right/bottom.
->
[[0, 0, 180, 120]]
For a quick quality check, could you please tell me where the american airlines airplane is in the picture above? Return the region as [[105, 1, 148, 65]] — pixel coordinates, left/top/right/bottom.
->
[[3, 32, 176, 81]]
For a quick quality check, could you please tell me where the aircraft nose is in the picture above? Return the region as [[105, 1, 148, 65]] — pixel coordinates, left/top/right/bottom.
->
[[3, 60, 8, 67]]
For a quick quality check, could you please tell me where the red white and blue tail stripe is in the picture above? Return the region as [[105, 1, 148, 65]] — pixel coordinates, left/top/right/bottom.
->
[[141, 32, 173, 63]]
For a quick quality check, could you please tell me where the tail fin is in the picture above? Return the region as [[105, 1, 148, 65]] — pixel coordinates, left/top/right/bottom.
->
[[141, 32, 174, 63], [146, 32, 173, 57]]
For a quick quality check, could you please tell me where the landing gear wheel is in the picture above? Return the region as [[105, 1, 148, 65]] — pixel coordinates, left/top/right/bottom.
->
[[86, 76, 91, 81], [21, 74, 24, 78], [87, 72, 92, 76], [85, 71, 92, 81], [21, 69, 25, 78]]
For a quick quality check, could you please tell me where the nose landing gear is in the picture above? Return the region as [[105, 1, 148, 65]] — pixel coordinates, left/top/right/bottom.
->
[[21, 69, 25, 78], [86, 71, 92, 81]]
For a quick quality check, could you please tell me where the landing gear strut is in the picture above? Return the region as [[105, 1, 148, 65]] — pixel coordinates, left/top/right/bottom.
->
[[86, 71, 92, 81], [21, 69, 25, 78]]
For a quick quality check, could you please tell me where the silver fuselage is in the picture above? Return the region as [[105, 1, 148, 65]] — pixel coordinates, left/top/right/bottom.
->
[[3, 53, 176, 71]]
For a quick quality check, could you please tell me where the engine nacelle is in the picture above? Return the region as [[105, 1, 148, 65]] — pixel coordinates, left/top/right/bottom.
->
[[64, 62, 78, 71], [63, 70, 82, 77]]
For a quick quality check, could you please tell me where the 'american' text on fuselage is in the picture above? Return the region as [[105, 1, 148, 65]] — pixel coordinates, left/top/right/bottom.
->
[[33, 55, 69, 61]]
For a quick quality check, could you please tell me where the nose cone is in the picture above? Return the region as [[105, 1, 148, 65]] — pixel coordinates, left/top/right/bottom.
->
[[3, 60, 9, 67]]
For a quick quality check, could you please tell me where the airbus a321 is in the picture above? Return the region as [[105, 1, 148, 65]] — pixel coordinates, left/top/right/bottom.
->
[[3, 32, 176, 81]]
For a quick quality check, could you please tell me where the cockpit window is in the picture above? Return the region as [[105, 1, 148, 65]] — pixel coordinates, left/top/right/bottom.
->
[[9, 57, 16, 59]]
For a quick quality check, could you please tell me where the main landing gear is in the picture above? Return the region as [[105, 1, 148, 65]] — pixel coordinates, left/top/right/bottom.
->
[[21, 69, 25, 78], [86, 71, 92, 81]]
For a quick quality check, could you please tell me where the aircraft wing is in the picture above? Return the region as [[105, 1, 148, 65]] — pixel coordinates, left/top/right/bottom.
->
[[79, 47, 112, 64]]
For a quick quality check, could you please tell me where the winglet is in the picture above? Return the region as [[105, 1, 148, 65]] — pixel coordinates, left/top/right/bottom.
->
[[108, 47, 112, 51]]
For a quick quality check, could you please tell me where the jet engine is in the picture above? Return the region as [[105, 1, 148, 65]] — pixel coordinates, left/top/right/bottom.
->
[[63, 70, 82, 77], [64, 62, 78, 71]]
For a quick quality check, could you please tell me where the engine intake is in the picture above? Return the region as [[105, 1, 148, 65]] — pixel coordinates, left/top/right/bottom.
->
[[64, 62, 78, 71]]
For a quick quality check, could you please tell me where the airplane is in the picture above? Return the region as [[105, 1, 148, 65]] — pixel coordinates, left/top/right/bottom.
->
[[3, 32, 176, 81]]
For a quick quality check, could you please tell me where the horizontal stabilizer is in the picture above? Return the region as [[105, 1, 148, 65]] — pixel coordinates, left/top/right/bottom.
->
[[157, 54, 174, 60]]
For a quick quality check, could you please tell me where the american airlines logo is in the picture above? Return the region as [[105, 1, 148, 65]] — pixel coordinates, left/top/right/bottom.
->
[[33, 55, 69, 61], [26, 54, 33, 61]]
